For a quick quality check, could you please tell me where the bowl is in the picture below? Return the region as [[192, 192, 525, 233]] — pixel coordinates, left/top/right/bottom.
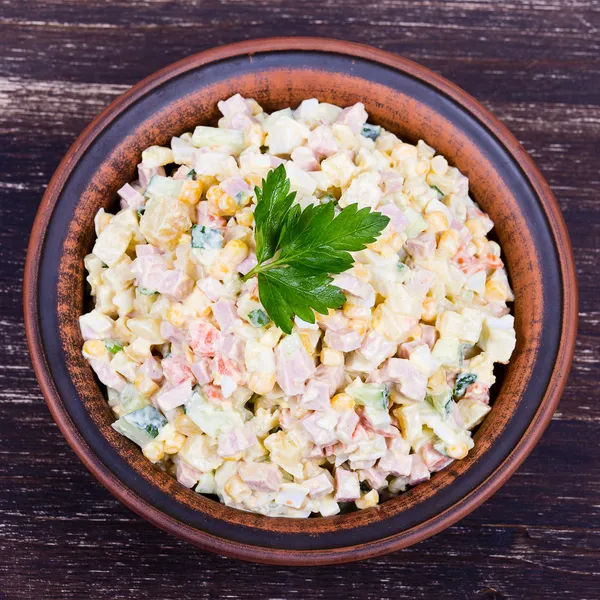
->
[[24, 38, 577, 565]]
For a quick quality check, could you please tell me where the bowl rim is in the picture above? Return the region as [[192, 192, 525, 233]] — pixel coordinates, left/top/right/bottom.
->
[[24, 37, 578, 565]]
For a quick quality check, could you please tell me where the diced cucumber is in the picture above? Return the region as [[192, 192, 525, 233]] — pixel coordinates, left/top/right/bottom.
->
[[426, 389, 453, 418], [120, 383, 151, 415], [191, 225, 223, 250], [248, 308, 270, 327], [104, 339, 123, 354], [112, 406, 167, 446], [433, 439, 448, 456], [191, 126, 245, 153], [361, 123, 381, 141], [453, 373, 477, 399], [144, 175, 183, 199], [348, 382, 389, 410], [185, 389, 243, 438]]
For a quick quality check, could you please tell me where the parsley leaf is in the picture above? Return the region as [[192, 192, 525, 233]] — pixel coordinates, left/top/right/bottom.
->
[[245, 166, 389, 333], [258, 267, 346, 334], [253, 164, 296, 264]]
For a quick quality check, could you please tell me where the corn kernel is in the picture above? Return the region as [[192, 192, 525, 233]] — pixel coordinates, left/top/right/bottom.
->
[[321, 347, 344, 366], [437, 229, 461, 258], [221, 239, 249, 267], [465, 218, 486, 238], [248, 372, 276, 395], [179, 180, 203, 205], [224, 475, 251, 500], [206, 185, 222, 203], [331, 393, 355, 411], [426, 211, 449, 233], [174, 413, 202, 436], [236, 208, 254, 227], [220, 193, 240, 216], [446, 442, 469, 460], [163, 431, 186, 454], [244, 122, 265, 147], [355, 489, 379, 509], [421, 298, 437, 323], [348, 319, 368, 336], [135, 373, 159, 396], [471, 237, 489, 257], [431, 155, 448, 175], [485, 279, 509, 303], [197, 175, 217, 192], [142, 440, 165, 463], [83, 339, 107, 359], [167, 303, 187, 328]]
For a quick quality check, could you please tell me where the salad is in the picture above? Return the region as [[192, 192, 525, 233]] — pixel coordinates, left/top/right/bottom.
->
[[80, 95, 516, 517]]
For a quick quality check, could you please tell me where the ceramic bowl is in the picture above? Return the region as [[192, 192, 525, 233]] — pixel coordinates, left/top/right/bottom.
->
[[24, 38, 577, 565]]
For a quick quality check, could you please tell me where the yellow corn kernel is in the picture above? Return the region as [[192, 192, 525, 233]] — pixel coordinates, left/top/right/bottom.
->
[[221, 239, 249, 267], [236, 208, 254, 227], [179, 180, 203, 205], [217, 193, 239, 216], [389, 233, 405, 253], [82, 339, 107, 359], [197, 175, 217, 193], [343, 302, 371, 320], [471, 237, 489, 257], [352, 263, 370, 283], [167, 303, 187, 328], [446, 442, 469, 460], [163, 431, 186, 454], [426, 211, 449, 233], [331, 393, 355, 411], [135, 373, 159, 397], [348, 318, 369, 336], [174, 414, 202, 436], [437, 229, 461, 258], [407, 324, 422, 341], [428, 369, 447, 389], [299, 333, 317, 354], [248, 372, 276, 395], [206, 185, 222, 203], [244, 172, 263, 187], [465, 218, 486, 238], [421, 298, 437, 323], [485, 279, 509, 303], [224, 475, 251, 500], [183, 287, 211, 318], [355, 489, 379, 509], [223, 452, 244, 462], [244, 122, 265, 147], [142, 440, 165, 463], [321, 347, 344, 366]]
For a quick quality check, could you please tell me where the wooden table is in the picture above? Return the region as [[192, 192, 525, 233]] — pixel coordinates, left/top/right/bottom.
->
[[1, 1, 598, 598]]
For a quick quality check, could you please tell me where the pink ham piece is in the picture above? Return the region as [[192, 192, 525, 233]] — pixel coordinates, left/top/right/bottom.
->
[[379, 203, 409, 233], [334, 468, 361, 501], [212, 298, 238, 334], [405, 267, 436, 297], [196, 202, 226, 230], [118, 183, 145, 210], [198, 277, 226, 302], [237, 252, 258, 276], [138, 164, 166, 189], [335, 103, 368, 134], [291, 147, 320, 171], [89, 359, 126, 392], [378, 450, 412, 476], [275, 336, 315, 396], [301, 411, 339, 447], [217, 425, 257, 458], [157, 380, 192, 412], [188, 321, 221, 357], [190, 358, 212, 385], [218, 94, 254, 130], [359, 467, 389, 490], [157, 269, 193, 302], [406, 232, 436, 258], [160, 321, 187, 349], [420, 324, 438, 349], [220, 177, 250, 199], [141, 357, 163, 382], [307, 125, 339, 158], [335, 410, 360, 445], [238, 462, 282, 492], [173, 165, 192, 180], [303, 472, 335, 499], [399, 340, 427, 359], [161, 355, 194, 385], [420, 442, 454, 472], [371, 358, 427, 402], [332, 273, 375, 306], [301, 365, 345, 411], [381, 172, 404, 194], [176, 460, 204, 488], [408, 454, 431, 485], [358, 331, 397, 368], [324, 328, 363, 352]]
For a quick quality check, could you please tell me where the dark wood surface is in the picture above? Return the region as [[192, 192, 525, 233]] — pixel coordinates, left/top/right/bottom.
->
[[1, 1, 599, 598]]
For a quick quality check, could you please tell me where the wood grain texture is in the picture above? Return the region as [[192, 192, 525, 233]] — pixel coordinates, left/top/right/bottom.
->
[[0, 0, 599, 597]]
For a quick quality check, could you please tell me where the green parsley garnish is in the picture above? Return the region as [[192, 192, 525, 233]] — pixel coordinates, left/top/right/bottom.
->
[[453, 373, 477, 399], [104, 339, 123, 354], [431, 185, 445, 197], [186, 168, 197, 179], [242, 165, 389, 334]]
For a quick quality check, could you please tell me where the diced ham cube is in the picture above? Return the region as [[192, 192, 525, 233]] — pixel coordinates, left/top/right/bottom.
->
[[291, 147, 320, 171], [420, 442, 454, 472], [89, 359, 127, 392], [218, 94, 252, 120], [117, 183, 145, 210], [196, 203, 226, 230], [141, 357, 163, 382], [372, 358, 427, 402], [324, 328, 363, 352], [198, 277, 226, 302], [420, 324, 438, 349], [399, 341, 427, 359], [405, 267, 436, 297], [162, 355, 194, 385], [303, 472, 335, 499], [173, 165, 192, 180], [334, 468, 360, 502], [378, 451, 412, 476], [176, 460, 204, 488], [335, 103, 368, 134], [220, 177, 250, 199], [157, 269, 193, 302], [332, 273, 375, 306], [359, 467, 389, 490], [238, 462, 282, 492], [302, 411, 339, 447], [191, 358, 212, 385], [212, 298, 238, 334], [237, 252, 258, 276], [379, 203, 409, 233], [217, 425, 257, 458], [358, 331, 397, 368], [157, 380, 192, 411], [138, 164, 166, 189], [335, 410, 360, 444], [308, 125, 339, 158], [275, 335, 315, 396], [301, 365, 344, 411], [160, 321, 187, 348], [188, 321, 221, 357], [408, 454, 431, 485], [218, 334, 245, 366], [406, 232, 436, 259]]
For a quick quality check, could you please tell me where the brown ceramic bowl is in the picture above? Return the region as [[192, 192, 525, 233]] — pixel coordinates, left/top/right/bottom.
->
[[24, 38, 577, 565]]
